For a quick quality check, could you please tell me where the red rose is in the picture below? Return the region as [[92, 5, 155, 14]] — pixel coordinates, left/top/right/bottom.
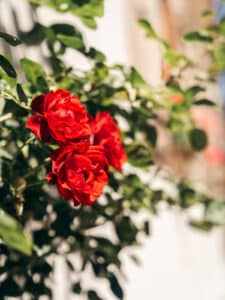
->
[[26, 89, 90, 143], [90, 111, 127, 171], [46, 141, 108, 206]]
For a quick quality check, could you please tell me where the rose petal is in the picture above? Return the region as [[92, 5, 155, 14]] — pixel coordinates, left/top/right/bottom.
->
[[31, 95, 45, 114]]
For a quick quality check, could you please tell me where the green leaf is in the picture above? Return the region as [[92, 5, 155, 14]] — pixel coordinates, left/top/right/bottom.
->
[[51, 23, 78, 36], [28, 0, 104, 29], [189, 220, 214, 232], [145, 124, 157, 147], [194, 98, 216, 106], [116, 216, 138, 244], [57, 34, 84, 50], [186, 85, 205, 97], [20, 58, 48, 92], [166, 81, 183, 94], [80, 16, 97, 29], [19, 23, 46, 45], [108, 272, 124, 299], [138, 19, 157, 39], [189, 128, 208, 151], [138, 19, 168, 48], [126, 143, 153, 167], [219, 18, 225, 36], [211, 46, 225, 73], [0, 55, 17, 78], [86, 47, 106, 62], [73, 0, 104, 17], [205, 201, 225, 225], [184, 31, 213, 43], [143, 220, 150, 235], [16, 84, 28, 103], [0, 209, 32, 255], [87, 290, 103, 300], [202, 10, 215, 19], [128, 67, 147, 88], [164, 49, 190, 67], [73, 282, 81, 294], [0, 32, 21, 46], [179, 184, 197, 208], [185, 86, 206, 105]]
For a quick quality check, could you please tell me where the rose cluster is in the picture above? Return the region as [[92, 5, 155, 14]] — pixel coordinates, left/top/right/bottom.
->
[[27, 89, 126, 206]]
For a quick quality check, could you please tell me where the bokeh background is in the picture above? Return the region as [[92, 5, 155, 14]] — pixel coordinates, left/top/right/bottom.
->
[[1, 0, 225, 299]]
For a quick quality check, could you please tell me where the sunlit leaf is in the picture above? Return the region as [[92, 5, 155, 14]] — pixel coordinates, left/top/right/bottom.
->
[[57, 34, 84, 50], [0, 210, 32, 255]]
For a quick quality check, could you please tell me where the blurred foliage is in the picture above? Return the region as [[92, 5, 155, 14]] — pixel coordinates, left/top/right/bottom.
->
[[0, 2, 224, 299], [28, 0, 104, 28]]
